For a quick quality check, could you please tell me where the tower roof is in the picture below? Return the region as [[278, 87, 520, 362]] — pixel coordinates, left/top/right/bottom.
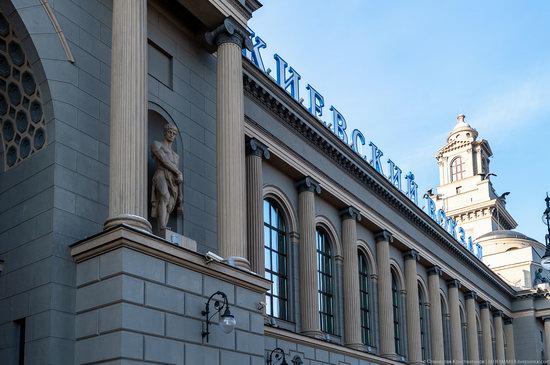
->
[[447, 114, 478, 143]]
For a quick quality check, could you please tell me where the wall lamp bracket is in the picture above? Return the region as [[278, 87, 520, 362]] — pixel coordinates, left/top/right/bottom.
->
[[201, 291, 236, 342]]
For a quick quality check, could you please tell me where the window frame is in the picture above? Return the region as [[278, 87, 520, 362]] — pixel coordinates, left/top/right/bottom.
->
[[359, 252, 372, 346], [316, 228, 335, 334], [263, 198, 290, 321], [450, 156, 465, 182], [392, 270, 403, 356]]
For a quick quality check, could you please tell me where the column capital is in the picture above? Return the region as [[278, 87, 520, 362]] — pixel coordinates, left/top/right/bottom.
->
[[374, 230, 393, 243], [465, 291, 477, 300], [479, 301, 491, 310], [295, 176, 321, 194], [427, 265, 442, 277], [493, 310, 503, 318], [339, 206, 361, 222], [542, 316, 550, 323], [403, 249, 420, 261], [205, 17, 253, 50], [246, 138, 270, 159], [504, 317, 513, 325], [447, 279, 461, 289]]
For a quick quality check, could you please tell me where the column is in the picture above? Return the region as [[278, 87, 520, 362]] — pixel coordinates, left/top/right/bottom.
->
[[493, 311, 505, 362], [340, 207, 362, 349], [504, 318, 516, 361], [245, 139, 270, 275], [404, 250, 422, 365], [480, 302, 494, 364], [375, 230, 395, 359], [104, 0, 151, 232], [428, 266, 445, 363], [206, 18, 253, 269], [544, 317, 550, 363], [448, 280, 463, 364], [465, 291, 480, 363], [296, 177, 321, 336]]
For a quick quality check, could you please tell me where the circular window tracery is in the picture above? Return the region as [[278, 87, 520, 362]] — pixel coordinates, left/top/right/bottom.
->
[[0, 11, 47, 170]]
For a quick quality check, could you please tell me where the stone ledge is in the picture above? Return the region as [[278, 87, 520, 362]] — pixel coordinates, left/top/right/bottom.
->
[[70, 224, 271, 294], [265, 326, 404, 365]]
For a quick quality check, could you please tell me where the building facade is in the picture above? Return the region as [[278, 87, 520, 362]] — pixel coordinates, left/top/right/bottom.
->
[[0, 1, 550, 364]]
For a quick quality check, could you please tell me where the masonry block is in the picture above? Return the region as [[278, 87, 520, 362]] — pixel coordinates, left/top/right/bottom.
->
[[99, 302, 164, 336], [76, 275, 144, 312], [236, 330, 264, 356], [99, 247, 165, 283], [75, 331, 144, 364], [76, 257, 99, 286], [144, 335, 184, 365], [75, 310, 98, 339], [185, 343, 219, 365], [145, 281, 185, 315], [166, 262, 202, 294], [220, 350, 250, 365]]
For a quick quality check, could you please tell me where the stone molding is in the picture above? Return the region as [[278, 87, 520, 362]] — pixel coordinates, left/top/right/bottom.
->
[[295, 176, 321, 194], [374, 230, 393, 243], [465, 291, 477, 300], [493, 310, 503, 318], [70, 224, 271, 294], [246, 137, 270, 159], [205, 17, 252, 50], [242, 62, 516, 296], [479, 301, 491, 310], [403, 249, 420, 262], [339, 206, 361, 221], [503, 317, 513, 325], [447, 279, 461, 289], [542, 316, 550, 323], [427, 265, 442, 277]]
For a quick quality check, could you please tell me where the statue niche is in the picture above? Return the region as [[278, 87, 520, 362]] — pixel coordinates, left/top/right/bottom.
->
[[147, 109, 183, 235]]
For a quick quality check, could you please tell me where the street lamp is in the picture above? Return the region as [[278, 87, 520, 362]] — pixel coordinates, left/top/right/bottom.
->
[[540, 193, 550, 270]]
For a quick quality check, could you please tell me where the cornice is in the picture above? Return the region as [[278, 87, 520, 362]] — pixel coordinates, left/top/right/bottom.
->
[[242, 59, 516, 297]]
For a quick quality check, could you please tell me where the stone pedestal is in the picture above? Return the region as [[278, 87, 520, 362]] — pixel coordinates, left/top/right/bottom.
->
[[340, 207, 362, 349], [448, 280, 463, 364], [104, 0, 151, 232], [206, 18, 252, 270], [428, 266, 444, 363], [404, 250, 422, 365], [246, 139, 270, 275], [465, 292, 480, 362], [480, 302, 494, 364], [375, 230, 395, 359], [161, 228, 197, 251], [296, 177, 321, 336]]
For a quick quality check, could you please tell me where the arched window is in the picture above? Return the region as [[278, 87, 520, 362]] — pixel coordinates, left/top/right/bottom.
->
[[392, 271, 403, 355], [441, 296, 451, 361], [461, 307, 468, 360], [477, 316, 483, 360], [418, 284, 429, 361], [359, 253, 372, 346], [450, 157, 465, 182], [316, 228, 334, 334], [263, 199, 289, 320]]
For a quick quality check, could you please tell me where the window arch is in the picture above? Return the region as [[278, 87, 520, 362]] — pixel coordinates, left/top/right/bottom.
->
[[263, 198, 289, 320], [450, 156, 465, 182], [316, 228, 334, 334], [391, 269, 404, 356], [359, 251, 372, 346]]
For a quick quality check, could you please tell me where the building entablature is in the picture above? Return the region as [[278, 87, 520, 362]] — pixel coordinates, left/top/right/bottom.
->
[[242, 59, 517, 301], [447, 199, 517, 232]]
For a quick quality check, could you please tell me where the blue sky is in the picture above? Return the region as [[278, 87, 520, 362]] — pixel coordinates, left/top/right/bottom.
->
[[249, 0, 550, 243]]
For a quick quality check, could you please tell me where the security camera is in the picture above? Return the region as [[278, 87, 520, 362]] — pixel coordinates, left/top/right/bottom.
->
[[204, 251, 224, 264], [257, 301, 266, 310]]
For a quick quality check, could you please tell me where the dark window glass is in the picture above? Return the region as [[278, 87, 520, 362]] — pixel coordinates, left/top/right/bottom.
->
[[442, 298, 451, 361], [316, 229, 334, 334], [392, 272, 402, 355], [264, 199, 289, 320], [359, 253, 371, 346], [418, 286, 427, 361]]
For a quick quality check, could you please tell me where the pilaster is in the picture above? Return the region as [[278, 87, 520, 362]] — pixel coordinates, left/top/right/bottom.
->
[[543, 316, 550, 363], [296, 177, 321, 336], [465, 291, 480, 362], [493, 310, 505, 362], [480, 301, 494, 364], [104, 0, 151, 232], [375, 230, 395, 359], [447, 279, 463, 364], [427, 266, 444, 363], [206, 18, 252, 269], [245, 138, 270, 275], [340, 206, 362, 349], [504, 318, 516, 361], [404, 250, 422, 365]]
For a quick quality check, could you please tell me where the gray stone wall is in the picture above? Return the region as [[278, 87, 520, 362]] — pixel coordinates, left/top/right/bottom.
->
[[75, 247, 265, 365]]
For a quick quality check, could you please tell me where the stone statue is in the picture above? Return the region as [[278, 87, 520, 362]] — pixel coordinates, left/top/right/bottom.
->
[[534, 268, 548, 286], [151, 124, 183, 231]]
